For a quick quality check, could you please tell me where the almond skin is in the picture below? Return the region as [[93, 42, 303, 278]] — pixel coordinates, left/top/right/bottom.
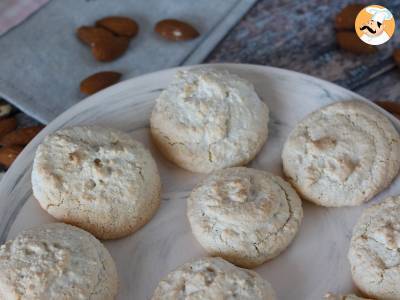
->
[[155, 19, 199, 41], [0, 117, 17, 137], [0, 126, 43, 147], [80, 71, 122, 95], [393, 49, 400, 67], [0, 145, 23, 168], [336, 31, 376, 54], [91, 36, 130, 62], [76, 26, 115, 46], [375, 101, 400, 119], [96, 16, 139, 38], [335, 4, 364, 30]]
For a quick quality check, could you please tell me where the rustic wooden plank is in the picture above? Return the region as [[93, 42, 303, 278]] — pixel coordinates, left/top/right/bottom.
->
[[207, 0, 400, 91], [356, 68, 400, 101]]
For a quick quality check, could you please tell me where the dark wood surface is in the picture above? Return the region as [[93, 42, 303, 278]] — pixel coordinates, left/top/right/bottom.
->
[[207, 0, 400, 102]]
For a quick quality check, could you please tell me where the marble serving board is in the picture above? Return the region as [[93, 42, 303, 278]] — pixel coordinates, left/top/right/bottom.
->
[[0, 63, 399, 300]]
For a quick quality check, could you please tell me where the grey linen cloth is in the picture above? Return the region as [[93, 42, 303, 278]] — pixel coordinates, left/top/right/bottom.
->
[[0, 0, 256, 124]]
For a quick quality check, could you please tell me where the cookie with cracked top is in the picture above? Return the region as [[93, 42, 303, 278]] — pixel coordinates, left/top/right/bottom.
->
[[348, 196, 400, 299], [150, 67, 269, 173], [187, 167, 303, 268], [282, 100, 400, 207], [0, 223, 118, 299], [152, 257, 276, 299], [32, 126, 161, 239]]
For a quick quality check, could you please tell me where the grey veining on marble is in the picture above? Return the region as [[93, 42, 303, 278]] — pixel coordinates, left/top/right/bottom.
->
[[1, 64, 400, 300]]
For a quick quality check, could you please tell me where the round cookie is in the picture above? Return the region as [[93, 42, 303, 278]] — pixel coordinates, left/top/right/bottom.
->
[[348, 196, 400, 300], [32, 126, 161, 239], [187, 167, 303, 268], [150, 68, 269, 173], [152, 257, 276, 300], [282, 100, 400, 207], [0, 223, 118, 299]]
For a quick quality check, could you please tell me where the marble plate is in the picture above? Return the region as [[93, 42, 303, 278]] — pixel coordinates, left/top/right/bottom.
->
[[0, 64, 399, 300]]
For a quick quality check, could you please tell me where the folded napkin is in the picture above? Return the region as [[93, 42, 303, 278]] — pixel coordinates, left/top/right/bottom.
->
[[0, 0, 256, 124], [0, 0, 49, 36]]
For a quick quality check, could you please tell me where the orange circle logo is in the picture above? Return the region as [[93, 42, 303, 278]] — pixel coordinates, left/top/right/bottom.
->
[[355, 5, 395, 45]]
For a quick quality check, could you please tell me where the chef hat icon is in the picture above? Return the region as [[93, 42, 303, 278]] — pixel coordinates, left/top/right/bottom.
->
[[366, 6, 393, 23]]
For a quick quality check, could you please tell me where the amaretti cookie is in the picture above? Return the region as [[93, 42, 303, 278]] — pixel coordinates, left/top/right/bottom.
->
[[32, 126, 161, 239], [348, 196, 400, 300], [282, 100, 400, 207], [152, 257, 276, 300], [187, 167, 303, 268], [150, 68, 269, 173], [0, 223, 118, 299]]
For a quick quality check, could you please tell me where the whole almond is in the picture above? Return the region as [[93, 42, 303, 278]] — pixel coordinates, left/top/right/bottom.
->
[[0, 126, 43, 147], [393, 49, 400, 67], [335, 4, 364, 30], [0, 145, 23, 168], [77, 26, 115, 46], [80, 71, 122, 95], [92, 36, 130, 62], [0, 117, 17, 137], [155, 19, 199, 41], [336, 31, 376, 54], [96, 16, 139, 38]]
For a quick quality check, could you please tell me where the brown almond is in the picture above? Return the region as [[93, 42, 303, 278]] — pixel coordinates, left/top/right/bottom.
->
[[0, 117, 17, 137], [375, 101, 400, 118], [92, 36, 130, 62], [393, 49, 400, 67], [336, 31, 376, 54], [80, 71, 122, 95], [0, 145, 23, 168], [0, 100, 12, 118], [335, 4, 364, 30], [76, 26, 115, 46], [96, 16, 139, 38], [0, 125, 43, 147], [155, 19, 199, 41]]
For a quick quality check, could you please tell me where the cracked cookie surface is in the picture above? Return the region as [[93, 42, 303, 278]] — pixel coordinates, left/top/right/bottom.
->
[[0, 223, 118, 299], [32, 126, 161, 239], [348, 196, 400, 300], [150, 68, 269, 173], [151, 257, 276, 300], [187, 167, 303, 268], [282, 100, 400, 207]]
